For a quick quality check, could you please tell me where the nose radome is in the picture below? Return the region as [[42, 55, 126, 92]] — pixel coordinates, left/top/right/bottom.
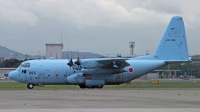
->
[[8, 71, 17, 81]]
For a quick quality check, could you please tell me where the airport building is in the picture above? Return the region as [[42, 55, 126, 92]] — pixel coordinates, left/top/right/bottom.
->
[[45, 43, 63, 59], [191, 55, 200, 61]]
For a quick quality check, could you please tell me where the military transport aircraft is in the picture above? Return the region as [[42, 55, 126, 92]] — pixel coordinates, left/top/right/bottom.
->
[[8, 16, 190, 89]]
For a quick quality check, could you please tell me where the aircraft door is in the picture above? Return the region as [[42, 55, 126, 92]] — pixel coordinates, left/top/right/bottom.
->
[[116, 73, 123, 83], [55, 70, 60, 79], [24, 70, 29, 82], [45, 70, 51, 82], [20, 69, 28, 83], [38, 74, 45, 84]]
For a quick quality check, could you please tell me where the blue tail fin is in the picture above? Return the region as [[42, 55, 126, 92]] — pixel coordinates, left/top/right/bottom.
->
[[133, 16, 189, 61], [154, 16, 189, 61]]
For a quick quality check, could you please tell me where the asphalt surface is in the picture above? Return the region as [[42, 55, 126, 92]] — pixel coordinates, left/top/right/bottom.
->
[[0, 89, 200, 112], [1, 79, 200, 111]]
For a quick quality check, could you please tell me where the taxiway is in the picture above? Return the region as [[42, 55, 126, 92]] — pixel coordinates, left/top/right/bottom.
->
[[0, 89, 200, 111]]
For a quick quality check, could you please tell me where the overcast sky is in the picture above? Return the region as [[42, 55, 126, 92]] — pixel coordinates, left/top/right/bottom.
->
[[0, 0, 200, 56]]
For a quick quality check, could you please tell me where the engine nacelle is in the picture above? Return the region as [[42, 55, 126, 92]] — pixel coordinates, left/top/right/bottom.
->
[[66, 73, 85, 84]]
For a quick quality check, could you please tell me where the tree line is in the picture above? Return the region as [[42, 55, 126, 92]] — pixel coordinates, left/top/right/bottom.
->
[[0, 59, 29, 68], [155, 63, 200, 78]]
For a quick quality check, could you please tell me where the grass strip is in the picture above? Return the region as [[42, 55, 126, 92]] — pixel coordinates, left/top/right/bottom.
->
[[0, 82, 200, 90]]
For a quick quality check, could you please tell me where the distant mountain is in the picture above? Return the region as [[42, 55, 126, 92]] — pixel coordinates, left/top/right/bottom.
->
[[62, 51, 104, 59], [0, 45, 29, 59]]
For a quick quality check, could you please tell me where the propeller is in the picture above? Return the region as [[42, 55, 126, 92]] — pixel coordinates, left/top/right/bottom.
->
[[67, 52, 73, 68], [67, 58, 73, 68], [74, 51, 81, 69]]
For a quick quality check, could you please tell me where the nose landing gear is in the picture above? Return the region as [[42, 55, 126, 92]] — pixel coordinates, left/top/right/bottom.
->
[[27, 83, 34, 89]]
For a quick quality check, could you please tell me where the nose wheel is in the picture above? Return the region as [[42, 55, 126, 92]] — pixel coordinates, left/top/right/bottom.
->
[[27, 83, 34, 89]]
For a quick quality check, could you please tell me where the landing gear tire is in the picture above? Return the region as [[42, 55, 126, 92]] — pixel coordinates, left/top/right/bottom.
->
[[79, 85, 103, 89], [87, 86, 95, 89], [79, 84, 86, 89], [27, 83, 34, 89], [96, 85, 103, 89]]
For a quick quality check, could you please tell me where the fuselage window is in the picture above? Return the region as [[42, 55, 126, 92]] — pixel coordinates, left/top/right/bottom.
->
[[20, 63, 30, 68], [27, 63, 30, 67], [22, 70, 26, 74]]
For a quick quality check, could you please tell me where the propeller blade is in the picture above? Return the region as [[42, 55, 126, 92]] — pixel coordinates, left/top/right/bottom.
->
[[67, 58, 73, 67], [75, 51, 81, 69], [67, 51, 73, 68], [75, 57, 80, 65]]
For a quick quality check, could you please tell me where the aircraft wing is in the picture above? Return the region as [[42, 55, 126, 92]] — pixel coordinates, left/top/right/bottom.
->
[[96, 58, 130, 68]]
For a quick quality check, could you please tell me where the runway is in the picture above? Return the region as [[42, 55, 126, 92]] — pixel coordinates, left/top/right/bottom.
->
[[0, 89, 200, 111]]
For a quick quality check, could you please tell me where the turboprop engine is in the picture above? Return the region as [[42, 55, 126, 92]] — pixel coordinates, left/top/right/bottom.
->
[[66, 73, 85, 84], [66, 73, 105, 88]]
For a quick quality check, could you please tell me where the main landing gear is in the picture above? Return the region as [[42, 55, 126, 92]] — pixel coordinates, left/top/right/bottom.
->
[[27, 83, 34, 89], [79, 84, 103, 89]]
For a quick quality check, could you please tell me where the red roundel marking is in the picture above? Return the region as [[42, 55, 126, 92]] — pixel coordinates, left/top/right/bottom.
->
[[129, 67, 134, 72]]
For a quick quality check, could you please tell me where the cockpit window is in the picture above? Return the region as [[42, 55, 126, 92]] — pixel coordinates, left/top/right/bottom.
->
[[20, 63, 30, 68]]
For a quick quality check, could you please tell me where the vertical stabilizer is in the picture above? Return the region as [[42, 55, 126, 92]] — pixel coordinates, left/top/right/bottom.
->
[[154, 16, 189, 61]]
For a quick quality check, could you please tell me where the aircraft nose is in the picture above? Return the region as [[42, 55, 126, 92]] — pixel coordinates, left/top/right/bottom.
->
[[8, 71, 18, 81]]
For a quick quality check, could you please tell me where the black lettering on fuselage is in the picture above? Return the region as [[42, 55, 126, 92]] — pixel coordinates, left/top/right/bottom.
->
[[29, 71, 36, 75], [166, 39, 176, 41]]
